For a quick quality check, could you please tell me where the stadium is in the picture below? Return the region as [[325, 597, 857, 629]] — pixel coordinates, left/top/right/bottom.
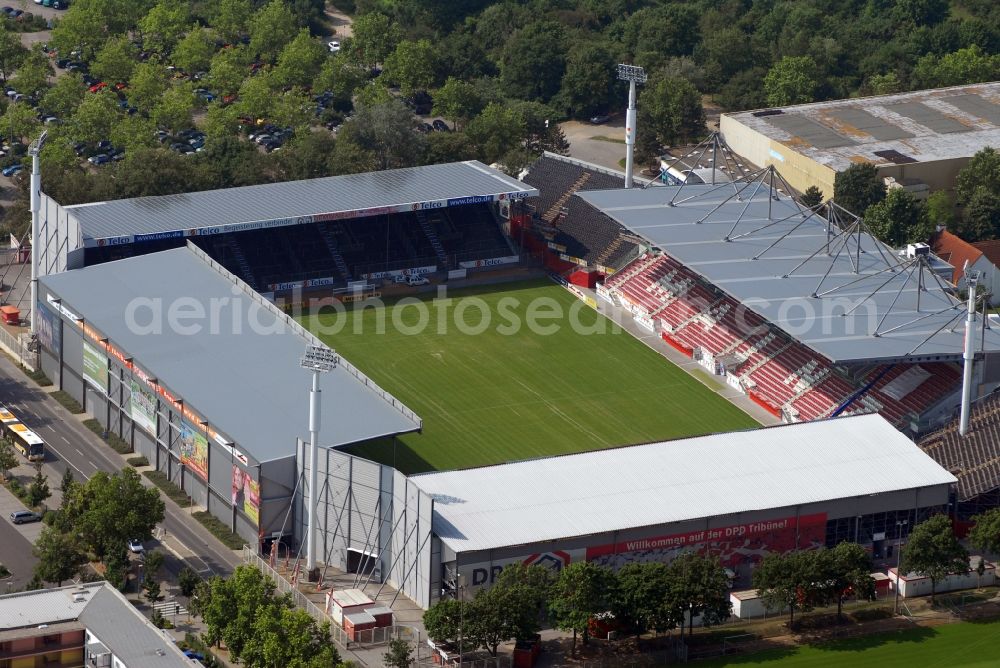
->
[[22, 146, 994, 610]]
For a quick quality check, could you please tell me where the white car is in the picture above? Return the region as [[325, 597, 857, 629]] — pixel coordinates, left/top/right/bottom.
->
[[327, 40, 341, 53], [128, 538, 144, 554], [406, 275, 430, 287]]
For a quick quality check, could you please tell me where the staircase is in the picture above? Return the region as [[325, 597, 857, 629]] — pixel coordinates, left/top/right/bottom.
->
[[318, 226, 351, 280], [224, 236, 258, 290], [593, 235, 625, 267], [416, 211, 450, 268], [542, 173, 591, 223]]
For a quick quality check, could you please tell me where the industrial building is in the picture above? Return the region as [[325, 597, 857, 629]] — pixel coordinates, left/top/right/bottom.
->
[[36, 244, 422, 545], [0, 582, 195, 667], [307, 414, 956, 607], [720, 82, 1000, 200]]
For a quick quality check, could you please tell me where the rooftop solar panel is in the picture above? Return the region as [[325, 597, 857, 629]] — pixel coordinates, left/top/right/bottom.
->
[[944, 94, 1000, 125], [826, 107, 914, 141], [766, 114, 857, 149], [887, 101, 968, 133]]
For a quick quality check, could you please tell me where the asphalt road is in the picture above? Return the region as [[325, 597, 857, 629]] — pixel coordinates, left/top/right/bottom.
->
[[0, 513, 38, 590], [0, 353, 242, 581]]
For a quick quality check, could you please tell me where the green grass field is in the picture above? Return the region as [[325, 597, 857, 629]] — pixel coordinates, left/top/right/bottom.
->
[[699, 620, 1000, 667], [303, 280, 756, 473]]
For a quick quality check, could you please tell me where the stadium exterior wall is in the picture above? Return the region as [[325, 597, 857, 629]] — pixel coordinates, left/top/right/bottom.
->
[[34, 287, 284, 548]]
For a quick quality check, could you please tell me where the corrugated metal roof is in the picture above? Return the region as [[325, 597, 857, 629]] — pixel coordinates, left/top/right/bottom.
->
[[413, 415, 956, 553], [67, 160, 536, 241], [40, 245, 421, 463], [576, 184, 1000, 363], [0, 583, 95, 629]]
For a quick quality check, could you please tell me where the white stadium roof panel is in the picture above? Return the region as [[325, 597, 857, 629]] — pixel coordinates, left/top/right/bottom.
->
[[413, 415, 956, 553]]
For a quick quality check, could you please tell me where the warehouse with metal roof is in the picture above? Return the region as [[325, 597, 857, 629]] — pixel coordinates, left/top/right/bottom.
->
[[720, 82, 1000, 199], [36, 244, 421, 544]]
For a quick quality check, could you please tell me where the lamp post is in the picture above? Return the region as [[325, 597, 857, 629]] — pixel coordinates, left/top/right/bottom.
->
[[959, 269, 980, 436], [300, 345, 338, 576], [617, 64, 647, 189], [28, 131, 46, 336], [894, 519, 908, 615]]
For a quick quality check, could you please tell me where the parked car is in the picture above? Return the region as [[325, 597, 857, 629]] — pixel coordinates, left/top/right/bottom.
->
[[87, 153, 110, 165], [589, 113, 611, 124], [327, 40, 341, 53], [88, 82, 107, 93], [96, 139, 112, 152], [183, 651, 204, 661], [417, 122, 433, 133], [432, 119, 450, 132], [1, 164, 23, 177], [10, 510, 42, 524], [128, 538, 144, 554]]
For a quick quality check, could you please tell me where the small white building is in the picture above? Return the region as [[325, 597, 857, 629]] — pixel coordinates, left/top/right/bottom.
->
[[729, 590, 787, 620], [888, 557, 995, 598]]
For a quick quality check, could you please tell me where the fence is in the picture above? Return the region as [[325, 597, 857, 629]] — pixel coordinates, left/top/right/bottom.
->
[[416, 654, 511, 668], [241, 546, 417, 650], [0, 325, 34, 371]]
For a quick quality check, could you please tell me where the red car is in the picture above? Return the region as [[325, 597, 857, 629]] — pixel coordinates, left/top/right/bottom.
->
[[88, 82, 107, 93]]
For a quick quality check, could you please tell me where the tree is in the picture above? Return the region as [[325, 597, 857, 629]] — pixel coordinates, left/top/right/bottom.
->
[[900, 514, 969, 604], [33, 526, 88, 586], [171, 28, 216, 76], [212, 0, 253, 44], [60, 467, 164, 562], [558, 42, 618, 118], [271, 88, 314, 132], [0, 439, 17, 481], [423, 597, 464, 646], [383, 638, 413, 668], [958, 189, 1000, 242], [764, 56, 820, 107], [27, 470, 51, 508], [235, 74, 277, 123], [834, 162, 886, 218], [500, 21, 567, 103], [91, 36, 137, 85], [432, 77, 483, 131], [801, 186, 824, 208], [144, 549, 165, 578], [970, 508, 1000, 561], [109, 114, 158, 153], [827, 542, 875, 620], [2, 101, 40, 145], [312, 54, 367, 103], [549, 561, 614, 655], [383, 39, 440, 98], [208, 48, 251, 98], [273, 29, 328, 90], [465, 102, 526, 166], [41, 73, 87, 120], [639, 76, 706, 148], [865, 189, 932, 246], [152, 83, 196, 133], [753, 550, 822, 629], [867, 72, 903, 95], [465, 563, 555, 655], [349, 12, 402, 68], [127, 62, 170, 115], [668, 552, 732, 637], [925, 190, 955, 230], [144, 577, 163, 604], [0, 24, 25, 84], [178, 566, 201, 598], [12, 51, 53, 98], [276, 132, 336, 181], [613, 562, 676, 638], [200, 566, 282, 658], [138, 0, 191, 56], [957, 147, 1000, 208], [241, 604, 341, 668], [339, 99, 424, 170], [249, 0, 299, 63], [424, 130, 477, 164]]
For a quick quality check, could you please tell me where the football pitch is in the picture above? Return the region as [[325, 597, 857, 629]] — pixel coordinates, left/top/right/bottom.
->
[[698, 619, 1000, 667], [303, 280, 757, 473]]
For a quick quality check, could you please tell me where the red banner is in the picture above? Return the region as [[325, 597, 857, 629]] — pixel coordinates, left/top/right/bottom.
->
[[585, 513, 827, 571]]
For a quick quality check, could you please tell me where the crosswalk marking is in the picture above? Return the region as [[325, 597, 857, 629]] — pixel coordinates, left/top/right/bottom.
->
[[152, 600, 188, 616]]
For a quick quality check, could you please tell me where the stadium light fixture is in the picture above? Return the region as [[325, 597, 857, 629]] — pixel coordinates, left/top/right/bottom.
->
[[617, 64, 647, 190], [28, 131, 47, 338], [959, 268, 980, 437], [300, 344, 338, 575]]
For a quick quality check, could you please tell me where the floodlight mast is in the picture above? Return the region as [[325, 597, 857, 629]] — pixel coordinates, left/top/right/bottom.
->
[[959, 268, 979, 436], [28, 130, 47, 336], [618, 64, 646, 189], [300, 345, 338, 575]]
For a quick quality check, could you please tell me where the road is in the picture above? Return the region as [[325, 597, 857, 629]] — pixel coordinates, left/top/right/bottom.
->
[[0, 353, 242, 582]]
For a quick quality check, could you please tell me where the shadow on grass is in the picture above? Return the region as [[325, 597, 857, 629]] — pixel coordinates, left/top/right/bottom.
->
[[811, 625, 936, 653]]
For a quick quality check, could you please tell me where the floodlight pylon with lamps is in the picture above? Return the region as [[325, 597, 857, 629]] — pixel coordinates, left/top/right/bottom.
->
[[618, 64, 647, 189], [300, 344, 338, 574], [28, 130, 47, 337]]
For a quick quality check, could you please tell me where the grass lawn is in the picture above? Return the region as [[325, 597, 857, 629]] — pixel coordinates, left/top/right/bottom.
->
[[698, 619, 1000, 667], [302, 280, 756, 473]]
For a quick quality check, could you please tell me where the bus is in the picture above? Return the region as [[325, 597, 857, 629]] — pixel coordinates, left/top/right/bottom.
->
[[0, 407, 45, 462]]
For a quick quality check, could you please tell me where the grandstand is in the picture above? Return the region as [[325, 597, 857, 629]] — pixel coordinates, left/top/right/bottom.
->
[[566, 167, 1000, 435], [30, 161, 535, 307]]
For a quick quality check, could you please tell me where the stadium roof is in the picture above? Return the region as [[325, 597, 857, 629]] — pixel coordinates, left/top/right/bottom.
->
[[577, 177, 1000, 364], [414, 414, 956, 553], [40, 245, 421, 463], [920, 393, 1000, 501], [66, 161, 537, 246], [723, 82, 1000, 172]]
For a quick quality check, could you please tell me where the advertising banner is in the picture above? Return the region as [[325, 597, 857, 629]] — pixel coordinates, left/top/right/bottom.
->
[[232, 465, 260, 526], [586, 513, 828, 571], [458, 549, 587, 592], [34, 300, 61, 353], [179, 420, 209, 481], [361, 265, 437, 281], [459, 256, 519, 269], [82, 341, 108, 393], [129, 379, 157, 435]]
